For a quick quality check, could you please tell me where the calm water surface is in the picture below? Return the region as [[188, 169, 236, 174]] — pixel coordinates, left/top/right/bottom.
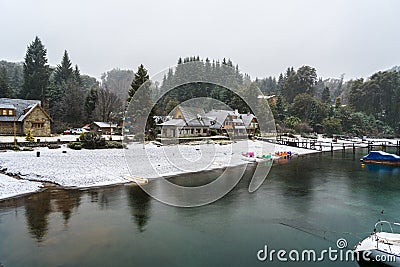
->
[[1, 149, 400, 267]]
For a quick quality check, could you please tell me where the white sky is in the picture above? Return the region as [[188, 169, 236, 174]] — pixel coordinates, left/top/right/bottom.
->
[[1, 0, 399, 81]]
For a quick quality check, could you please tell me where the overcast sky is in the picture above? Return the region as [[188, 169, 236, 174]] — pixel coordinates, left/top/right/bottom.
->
[[1, 0, 399, 81]]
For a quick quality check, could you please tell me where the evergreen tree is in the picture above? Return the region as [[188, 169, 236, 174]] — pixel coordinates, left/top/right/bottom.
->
[[0, 67, 11, 98], [53, 50, 73, 84], [321, 87, 331, 103], [128, 64, 149, 103], [74, 65, 82, 86], [21, 36, 50, 103], [84, 87, 98, 121], [127, 64, 154, 134]]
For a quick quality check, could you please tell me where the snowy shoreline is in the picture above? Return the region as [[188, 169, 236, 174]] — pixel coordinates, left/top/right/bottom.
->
[[0, 137, 394, 200]]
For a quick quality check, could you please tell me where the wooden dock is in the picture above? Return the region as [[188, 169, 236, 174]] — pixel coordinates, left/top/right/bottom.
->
[[257, 137, 400, 155]]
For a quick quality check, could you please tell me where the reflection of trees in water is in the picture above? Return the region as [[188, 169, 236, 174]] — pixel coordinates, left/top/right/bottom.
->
[[54, 190, 82, 225], [87, 188, 121, 210], [25, 189, 83, 241], [25, 190, 51, 242], [126, 186, 151, 232]]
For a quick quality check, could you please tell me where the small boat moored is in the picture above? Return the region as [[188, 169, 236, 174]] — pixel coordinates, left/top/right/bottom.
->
[[354, 221, 400, 266], [361, 151, 400, 166]]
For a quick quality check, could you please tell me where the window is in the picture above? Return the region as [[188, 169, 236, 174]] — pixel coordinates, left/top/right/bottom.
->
[[8, 110, 13, 115], [2, 110, 6, 115], [32, 122, 45, 128]]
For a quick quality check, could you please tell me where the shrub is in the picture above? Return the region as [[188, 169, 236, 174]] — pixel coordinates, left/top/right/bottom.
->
[[25, 129, 35, 141], [105, 141, 124, 149], [68, 142, 83, 150], [79, 132, 105, 149]]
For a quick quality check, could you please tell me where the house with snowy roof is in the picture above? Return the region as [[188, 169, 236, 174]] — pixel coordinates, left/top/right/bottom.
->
[[158, 105, 214, 138], [240, 113, 259, 134], [0, 98, 53, 136], [158, 105, 250, 138]]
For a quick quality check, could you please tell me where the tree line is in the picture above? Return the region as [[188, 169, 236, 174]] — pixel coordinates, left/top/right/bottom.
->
[[1, 37, 399, 137], [0, 37, 132, 133]]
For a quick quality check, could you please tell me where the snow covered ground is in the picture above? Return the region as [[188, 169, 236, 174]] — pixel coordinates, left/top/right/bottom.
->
[[0, 173, 43, 200], [1, 137, 392, 200]]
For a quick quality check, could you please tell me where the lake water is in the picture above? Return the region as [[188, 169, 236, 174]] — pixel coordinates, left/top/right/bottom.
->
[[1, 149, 400, 267]]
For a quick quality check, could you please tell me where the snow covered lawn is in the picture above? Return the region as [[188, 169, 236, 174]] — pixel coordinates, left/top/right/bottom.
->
[[0, 139, 325, 200], [0, 173, 43, 200]]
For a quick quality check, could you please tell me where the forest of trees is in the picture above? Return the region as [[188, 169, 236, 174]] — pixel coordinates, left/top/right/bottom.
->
[[0, 37, 132, 133], [0, 36, 399, 137], [155, 57, 400, 137]]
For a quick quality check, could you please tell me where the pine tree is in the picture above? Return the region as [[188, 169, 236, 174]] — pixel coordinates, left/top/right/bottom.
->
[[127, 64, 154, 134], [54, 50, 73, 84], [128, 64, 150, 103], [21, 36, 50, 103], [0, 67, 11, 98], [321, 87, 331, 103], [84, 87, 98, 121], [73, 65, 82, 86]]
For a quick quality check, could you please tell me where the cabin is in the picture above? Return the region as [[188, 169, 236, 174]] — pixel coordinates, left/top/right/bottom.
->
[[206, 109, 247, 137], [240, 113, 259, 134], [90, 121, 118, 134], [0, 98, 53, 136], [158, 106, 214, 138]]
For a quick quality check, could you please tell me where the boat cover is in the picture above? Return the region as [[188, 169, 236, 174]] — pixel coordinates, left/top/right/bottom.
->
[[363, 151, 400, 162]]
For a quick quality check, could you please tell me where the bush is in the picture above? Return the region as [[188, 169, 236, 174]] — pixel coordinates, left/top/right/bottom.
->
[[68, 142, 83, 150], [25, 129, 35, 141], [105, 141, 124, 149], [79, 132, 105, 149], [294, 122, 313, 133]]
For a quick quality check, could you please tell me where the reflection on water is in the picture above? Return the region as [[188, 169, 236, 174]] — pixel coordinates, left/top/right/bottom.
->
[[25, 190, 51, 242], [125, 185, 151, 232], [54, 189, 82, 225], [0, 149, 399, 267]]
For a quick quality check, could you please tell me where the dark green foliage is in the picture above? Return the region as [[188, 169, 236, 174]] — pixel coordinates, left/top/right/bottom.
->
[[21, 36, 50, 104], [0, 67, 12, 98], [0, 61, 23, 97], [53, 50, 73, 85], [127, 64, 154, 133], [323, 117, 342, 137], [79, 132, 105, 149], [68, 142, 82, 150], [84, 87, 98, 121], [105, 141, 124, 149], [348, 71, 400, 135], [321, 87, 331, 103]]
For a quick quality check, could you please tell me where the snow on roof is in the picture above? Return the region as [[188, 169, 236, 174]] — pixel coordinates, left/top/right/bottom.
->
[[158, 119, 186, 127], [0, 98, 41, 122], [92, 121, 118, 128], [0, 104, 15, 109], [240, 113, 256, 127]]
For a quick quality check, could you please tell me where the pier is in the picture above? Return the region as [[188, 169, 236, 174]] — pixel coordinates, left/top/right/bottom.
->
[[257, 136, 400, 155]]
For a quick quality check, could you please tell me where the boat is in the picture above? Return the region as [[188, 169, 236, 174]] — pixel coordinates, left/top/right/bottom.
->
[[354, 221, 400, 266], [361, 151, 400, 166], [242, 152, 273, 163]]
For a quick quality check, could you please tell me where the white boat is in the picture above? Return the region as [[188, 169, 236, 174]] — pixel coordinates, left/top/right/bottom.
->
[[354, 221, 400, 266]]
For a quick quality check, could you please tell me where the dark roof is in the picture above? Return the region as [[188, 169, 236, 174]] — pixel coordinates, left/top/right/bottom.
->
[[0, 98, 41, 122]]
